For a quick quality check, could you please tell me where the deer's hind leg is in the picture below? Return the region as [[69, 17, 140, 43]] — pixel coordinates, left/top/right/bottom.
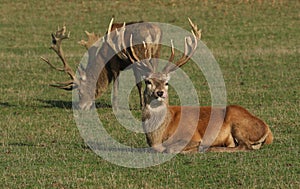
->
[[181, 141, 201, 154], [165, 140, 200, 154], [231, 121, 268, 150], [206, 145, 250, 152]]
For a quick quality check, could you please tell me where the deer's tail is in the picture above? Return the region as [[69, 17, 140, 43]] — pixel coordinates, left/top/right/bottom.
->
[[264, 126, 273, 145]]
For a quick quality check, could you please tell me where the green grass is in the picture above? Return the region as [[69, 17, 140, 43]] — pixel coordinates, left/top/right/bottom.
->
[[1, 0, 299, 188]]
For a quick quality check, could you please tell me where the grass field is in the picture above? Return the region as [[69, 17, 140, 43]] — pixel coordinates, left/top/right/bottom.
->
[[1, 0, 299, 188]]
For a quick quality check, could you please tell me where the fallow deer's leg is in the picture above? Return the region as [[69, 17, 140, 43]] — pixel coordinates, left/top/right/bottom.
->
[[225, 134, 236, 148], [112, 73, 120, 110], [181, 141, 201, 154], [165, 140, 199, 154], [136, 81, 143, 108], [112, 79, 119, 109], [133, 70, 144, 108], [206, 145, 250, 152]]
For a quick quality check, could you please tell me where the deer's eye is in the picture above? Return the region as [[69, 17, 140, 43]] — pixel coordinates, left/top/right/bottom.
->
[[145, 80, 152, 85], [165, 82, 169, 86]]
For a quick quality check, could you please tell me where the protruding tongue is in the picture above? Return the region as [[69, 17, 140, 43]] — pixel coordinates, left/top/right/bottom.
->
[[162, 92, 168, 98]]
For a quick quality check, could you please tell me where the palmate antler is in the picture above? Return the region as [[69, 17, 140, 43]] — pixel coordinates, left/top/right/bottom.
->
[[78, 31, 100, 50], [41, 25, 79, 90]]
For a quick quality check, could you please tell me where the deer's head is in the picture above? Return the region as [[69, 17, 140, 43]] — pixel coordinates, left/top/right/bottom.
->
[[136, 20, 200, 108], [106, 18, 201, 108]]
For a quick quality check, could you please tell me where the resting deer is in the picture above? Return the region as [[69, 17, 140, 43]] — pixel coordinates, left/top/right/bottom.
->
[[41, 18, 162, 110], [107, 18, 273, 153]]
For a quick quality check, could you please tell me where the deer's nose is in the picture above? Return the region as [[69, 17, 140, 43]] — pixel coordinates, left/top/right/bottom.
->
[[156, 91, 164, 97]]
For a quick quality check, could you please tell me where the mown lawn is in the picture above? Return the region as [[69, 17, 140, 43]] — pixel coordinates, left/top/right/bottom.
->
[[1, 0, 299, 188]]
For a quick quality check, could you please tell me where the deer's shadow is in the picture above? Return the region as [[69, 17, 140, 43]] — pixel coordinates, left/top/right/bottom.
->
[[84, 141, 159, 154], [37, 99, 112, 109], [0, 102, 16, 107]]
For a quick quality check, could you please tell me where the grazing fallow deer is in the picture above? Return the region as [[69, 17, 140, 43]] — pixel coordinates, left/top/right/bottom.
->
[[41, 18, 162, 110], [107, 18, 273, 153]]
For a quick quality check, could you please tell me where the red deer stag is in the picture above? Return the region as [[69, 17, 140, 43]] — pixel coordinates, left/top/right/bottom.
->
[[41, 18, 162, 110], [106, 18, 273, 153]]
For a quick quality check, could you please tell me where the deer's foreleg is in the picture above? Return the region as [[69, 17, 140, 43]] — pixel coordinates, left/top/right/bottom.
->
[[112, 76, 119, 110], [133, 70, 144, 108]]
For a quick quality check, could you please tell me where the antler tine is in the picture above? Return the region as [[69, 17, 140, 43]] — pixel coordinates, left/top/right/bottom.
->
[[53, 25, 71, 41], [41, 24, 80, 90], [163, 18, 201, 73], [106, 18, 115, 48], [50, 26, 75, 80], [188, 17, 202, 40], [40, 57, 64, 72], [175, 35, 197, 67], [106, 20, 130, 61], [108, 17, 114, 34], [143, 41, 154, 60], [106, 19, 143, 66], [105, 18, 155, 74], [117, 22, 131, 61], [168, 39, 175, 63], [50, 80, 77, 90], [162, 36, 196, 73], [129, 34, 141, 62], [119, 23, 127, 51], [174, 17, 202, 68], [140, 32, 161, 73], [78, 31, 100, 50], [127, 35, 155, 74], [161, 40, 177, 73], [141, 40, 156, 72]]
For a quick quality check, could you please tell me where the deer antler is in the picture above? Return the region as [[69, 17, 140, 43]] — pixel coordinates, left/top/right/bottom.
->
[[105, 18, 142, 62], [162, 18, 202, 73], [78, 31, 100, 49], [40, 25, 79, 90], [188, 17, 201, 40], [106, 19, 129, 61], [105, 18, 156, 74]]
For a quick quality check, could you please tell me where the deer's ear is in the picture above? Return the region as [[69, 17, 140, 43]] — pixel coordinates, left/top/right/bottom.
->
[[165, 73, 171, 82], [142, 72, 152, 80]]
